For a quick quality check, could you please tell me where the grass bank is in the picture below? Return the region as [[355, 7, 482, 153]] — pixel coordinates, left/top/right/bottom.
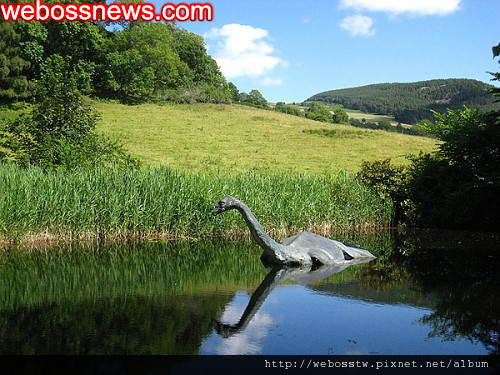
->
[[0, 164, 392, 245]]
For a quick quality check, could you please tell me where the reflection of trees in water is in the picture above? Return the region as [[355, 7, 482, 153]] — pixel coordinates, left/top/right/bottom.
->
[[0, 240, 267, 309], [313, 229, 500, 354], [396, 230, 500, 355], [0, 240, 266, 355], [0, 295, 231, 355]]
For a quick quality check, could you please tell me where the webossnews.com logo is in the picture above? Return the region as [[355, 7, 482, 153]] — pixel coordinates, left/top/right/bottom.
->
[[0, 0, 213, 22]]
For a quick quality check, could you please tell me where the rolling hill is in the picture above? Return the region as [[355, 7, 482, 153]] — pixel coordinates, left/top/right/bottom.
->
[[95, 101, 437, 173], [308, 79, 499, 124]]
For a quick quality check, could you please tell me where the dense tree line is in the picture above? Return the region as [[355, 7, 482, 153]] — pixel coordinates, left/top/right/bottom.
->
[[237, 89, 268, 108], [0, 11, 231, 103], [308, 79, 499, 124], [226, 84, 270, 108]]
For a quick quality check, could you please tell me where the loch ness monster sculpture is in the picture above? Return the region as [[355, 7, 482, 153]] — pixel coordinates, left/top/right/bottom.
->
[[211, 195, 376, 266]]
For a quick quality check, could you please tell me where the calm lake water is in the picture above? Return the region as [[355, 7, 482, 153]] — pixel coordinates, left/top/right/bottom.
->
[[1, 230, 499, 355]]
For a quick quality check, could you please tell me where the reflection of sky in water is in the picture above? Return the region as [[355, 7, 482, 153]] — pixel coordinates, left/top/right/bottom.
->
[[200, 285, 488, 355], [201, 292, 276, 355]]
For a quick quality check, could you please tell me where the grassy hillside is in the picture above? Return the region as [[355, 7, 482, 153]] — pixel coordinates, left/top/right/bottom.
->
[[308, 78, 499, 124], [95, 101, 437, 173]]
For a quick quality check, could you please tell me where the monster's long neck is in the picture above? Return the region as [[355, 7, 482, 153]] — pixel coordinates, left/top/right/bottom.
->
[[235, 202, 297, 264], [235, 203, 279, 250]]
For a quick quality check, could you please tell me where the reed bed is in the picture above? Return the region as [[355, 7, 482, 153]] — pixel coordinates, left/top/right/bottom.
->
[[0, 164, 393, 244]]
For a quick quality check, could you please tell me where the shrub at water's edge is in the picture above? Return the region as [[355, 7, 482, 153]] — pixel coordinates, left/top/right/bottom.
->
[[0, 164, 392, 244]]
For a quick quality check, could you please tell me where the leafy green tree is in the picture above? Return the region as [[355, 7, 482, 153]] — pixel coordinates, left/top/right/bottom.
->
[[332, 106, 349, 124], [96, 22, 229, 102], [1, 14, 230, 103], [1, 15, 107, 100], [357, 158, 407, 224], [15, 21, 47, 77], [0, 56, 137, 169], [377, 120, 392, 131], [236, 89, 268, 107], [248, 89, 268, 107], [358, 159, 407, 199], [99, 22, 189, 100], [405, 106, 500, 229], [44, 20, 106, 64], [172, 27, 225, 87], [169, 25, 231, 103], [238, 92, 250, 102], [305, 102, 333, 122], [275, 104, 303, 117], [102, 48, 158, 99], [425, 107, 500, 178], [43, 20, 107, 93], [488, 43, 500, 99], [228, 82, 239, 102], [0, 20, 34, 101]]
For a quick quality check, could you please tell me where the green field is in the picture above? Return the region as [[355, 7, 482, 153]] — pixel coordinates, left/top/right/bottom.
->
[[95, 101, 437, 173], [345, 109, 397, 124]]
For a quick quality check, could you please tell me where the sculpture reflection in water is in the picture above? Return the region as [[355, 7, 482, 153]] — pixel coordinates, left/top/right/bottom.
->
[[213, 257, 373, 338]]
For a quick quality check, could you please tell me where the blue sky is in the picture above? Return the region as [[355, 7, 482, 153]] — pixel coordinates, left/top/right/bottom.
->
[[163, 0, 498, 103]]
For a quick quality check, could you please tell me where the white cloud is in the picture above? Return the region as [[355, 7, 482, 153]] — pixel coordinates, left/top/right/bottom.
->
[[204, 24, 287, 79], [260, 77, 283, 86], [214, 298, 274, 355], [340, 15, 376, 36], [339, 0, 461, 16]]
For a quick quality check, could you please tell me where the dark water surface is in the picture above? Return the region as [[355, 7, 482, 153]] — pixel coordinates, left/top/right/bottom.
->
[[0, 230, 499, 355]]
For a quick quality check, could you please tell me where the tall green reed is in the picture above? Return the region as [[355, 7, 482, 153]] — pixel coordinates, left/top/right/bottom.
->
[[0, 163, 393, 242]]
